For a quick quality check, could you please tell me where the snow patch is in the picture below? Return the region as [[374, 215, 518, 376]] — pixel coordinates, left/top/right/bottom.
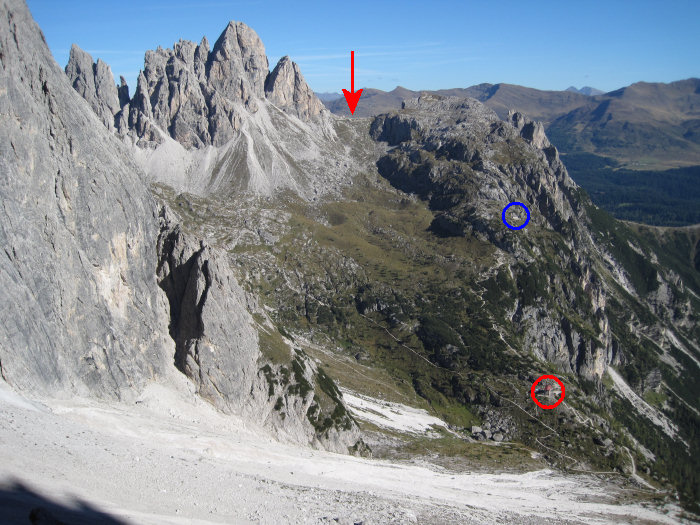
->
[[341, 389, 448, 434], [626, 240, 645, 256]]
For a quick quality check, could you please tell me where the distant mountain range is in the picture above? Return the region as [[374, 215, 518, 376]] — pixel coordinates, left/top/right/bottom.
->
[[566, 86, 605, 96], [320, 80, 700, 169], [320, 79, 700, 225], [548, 79, 700, 169], [320, 84, 593, 122], [315, 91, 344, 102]]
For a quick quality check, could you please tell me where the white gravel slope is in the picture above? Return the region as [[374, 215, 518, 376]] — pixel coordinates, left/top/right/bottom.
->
[[0, 379, 682, 524]]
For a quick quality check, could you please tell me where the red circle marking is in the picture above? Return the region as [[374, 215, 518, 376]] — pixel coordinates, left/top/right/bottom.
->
[[530, 374, 565, 409]]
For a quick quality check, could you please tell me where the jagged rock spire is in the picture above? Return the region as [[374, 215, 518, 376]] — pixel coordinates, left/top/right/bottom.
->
[[207, 21, 269, 103], [65, 44, 120, 130], [66, 21, 325, 148], [117, 75, 130, 108], [265, 55, 323, 121]]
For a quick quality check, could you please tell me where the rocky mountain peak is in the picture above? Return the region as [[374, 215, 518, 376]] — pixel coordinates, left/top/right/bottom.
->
[[173, 38, 196, 64], [63, 18, 350, 200], [265, 55, 323, 121], [193, 36, 209, 81], [85, 20, 328, 150], [207, 20, 268, 101]]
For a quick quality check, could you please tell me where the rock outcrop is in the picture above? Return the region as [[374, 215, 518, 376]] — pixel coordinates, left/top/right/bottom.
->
[[0, 0, 172, 398], [117, 75, 130, 108], [156, 217, 260, 413], [508, 109, 558, 160], [156, 213, 365, 452]]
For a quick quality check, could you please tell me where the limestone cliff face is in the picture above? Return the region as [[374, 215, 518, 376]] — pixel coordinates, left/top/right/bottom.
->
[[0, 0, 172, 398]]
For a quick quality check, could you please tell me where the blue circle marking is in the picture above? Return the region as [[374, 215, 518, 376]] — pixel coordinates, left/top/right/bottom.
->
[[502, 202, 530, 230]]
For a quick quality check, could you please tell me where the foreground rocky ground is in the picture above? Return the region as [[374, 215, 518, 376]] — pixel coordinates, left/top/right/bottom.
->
[[0, 379, 683, 525]]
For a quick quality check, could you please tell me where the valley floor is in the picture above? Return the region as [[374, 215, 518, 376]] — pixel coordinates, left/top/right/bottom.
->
[[0, 378, 683, 524]]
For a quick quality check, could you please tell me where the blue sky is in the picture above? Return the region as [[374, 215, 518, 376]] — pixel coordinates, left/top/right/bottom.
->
[[27, 0, 700, 95]]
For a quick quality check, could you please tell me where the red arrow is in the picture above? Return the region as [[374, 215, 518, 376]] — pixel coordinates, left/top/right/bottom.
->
[[342, 51, 363, 114]]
